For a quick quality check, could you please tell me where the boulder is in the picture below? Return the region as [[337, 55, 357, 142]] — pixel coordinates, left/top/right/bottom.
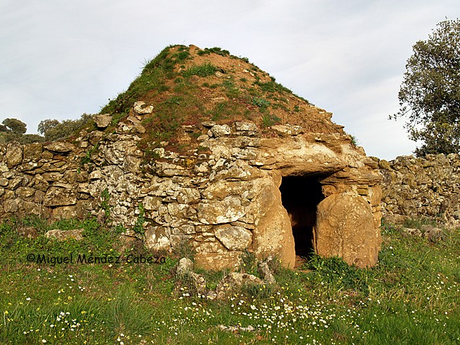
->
[[252, 180, 296, 268], [314, 193, 380, 268]]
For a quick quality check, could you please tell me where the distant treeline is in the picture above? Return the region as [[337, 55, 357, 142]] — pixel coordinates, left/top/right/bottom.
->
[[0, 114, 92, 144]]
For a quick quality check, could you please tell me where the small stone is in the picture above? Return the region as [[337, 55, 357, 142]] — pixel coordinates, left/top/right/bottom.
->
[[152, 148, 165, 158], [201, 121, 216, 128], [210, 124, 231, 137], [89, 170, 102, 180], [16, 187, 35, 198], [18, 226, 38, 239], [145, 227, 172, 252], [402, 228, 422, 237], [6, 144, 23, 168], [216, 272, 264, 299], [143, 196, 162, 210], [197, 197, 245, 225], [215, 225, 252, 251], [133, 101, 153, 115], [23, 143, 43, 161], [258, 261, 276, 284], [422, 225, 445, 243], [206, 290, 217, 300], [3, 199, 19, 213], [94, 114, 112, 128], [88, 131, 104, 145], [134, 123, 146, 134], [189, 272, 207, 294], [235, 121, 258, 135], [176, 257, 193, 276], [43, 187, 77, 207], [44, 142, 74, 153], [45, 229, 84, 241], [271, 124, 303, 136]]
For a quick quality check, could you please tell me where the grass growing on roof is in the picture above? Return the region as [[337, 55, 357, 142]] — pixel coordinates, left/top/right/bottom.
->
[[96, 44, 331, 158]]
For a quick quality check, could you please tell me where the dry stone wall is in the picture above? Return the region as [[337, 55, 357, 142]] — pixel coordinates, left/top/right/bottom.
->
[[379, 154, 460, 225], [0, 108, 383, 269]]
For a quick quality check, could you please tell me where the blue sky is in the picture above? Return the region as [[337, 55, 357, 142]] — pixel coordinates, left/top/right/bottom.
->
[[1, 0, 459, 159]]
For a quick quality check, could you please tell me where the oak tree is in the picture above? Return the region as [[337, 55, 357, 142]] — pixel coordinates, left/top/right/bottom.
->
[[392, 18, 460, 156], [2, 118, 27, 135]]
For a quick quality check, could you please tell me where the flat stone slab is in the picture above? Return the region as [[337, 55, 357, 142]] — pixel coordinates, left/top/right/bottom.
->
[[45, 229, 84, 241]]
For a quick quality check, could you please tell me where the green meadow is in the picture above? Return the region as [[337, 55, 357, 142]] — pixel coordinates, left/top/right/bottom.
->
[[0, 217, 458, 344]]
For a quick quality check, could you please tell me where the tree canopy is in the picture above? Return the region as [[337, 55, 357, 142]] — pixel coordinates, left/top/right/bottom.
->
[[38, 114, 92, 141], [1, 118, 27, 135], [0, 118, 46, 144], [392, 18, 460, 156], [0, 113, 94, 144], [37, 119, 60, 136]]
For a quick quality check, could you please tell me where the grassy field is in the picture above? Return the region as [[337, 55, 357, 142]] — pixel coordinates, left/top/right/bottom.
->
[[0, 216, 458, 344]]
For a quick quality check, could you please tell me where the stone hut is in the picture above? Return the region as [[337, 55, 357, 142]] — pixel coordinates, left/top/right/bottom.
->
[[0, 45, 382, 269]]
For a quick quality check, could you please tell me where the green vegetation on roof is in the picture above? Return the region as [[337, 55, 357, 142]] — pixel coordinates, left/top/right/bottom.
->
[[96, 44, 321, 154]]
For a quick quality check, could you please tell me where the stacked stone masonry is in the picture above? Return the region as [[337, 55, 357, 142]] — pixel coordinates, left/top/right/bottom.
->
[[379, 154, 460, 224], [0, 110, 383, 269]]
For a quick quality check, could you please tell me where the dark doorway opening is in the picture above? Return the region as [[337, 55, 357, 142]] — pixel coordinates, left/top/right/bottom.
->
[[280, 176, 324, 258]]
